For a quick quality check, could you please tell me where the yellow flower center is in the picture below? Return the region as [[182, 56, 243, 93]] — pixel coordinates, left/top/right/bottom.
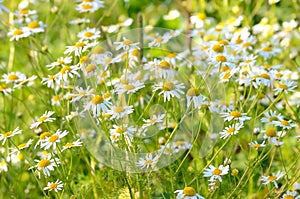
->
[[284, 195, 294, 199], [60, 66, 71, 74], [82, 4, 93, 10], [197, 13, 206, 20], [0, 84, 8, 90], [49, 135, 59, 143], [281, 120, 290, 126], [124, 84, 135, 91], [187, 88, 200, 96], [235, 37, 243, 44], [83, 31, 94, 37], [218, 40, 229, 45], [212, 169, 222, 175], [37, 116, 48, 123], [103, 92, 110, 99], [65, 143, 74, 147], [279, 84, 288, 90], [183, 187, 196, 196], [85, 64, 96, 73], [226, 127, 235, 134], [92, 95, 104, 104], [267, 176, 277, 181], [28, 21, 39, 29], [144, 159, 153, 166], [4, 131, 12, 137], [212, 44, 224, 53], [260, 73, 270, 80], [13, 29, 23, 36], [253, 143, 260, 149], [230, 111, 242, 118], [162, 81, 175, 91], [19, 9, 28, 15], [155, 37, 163, 43], [266, 128, 276, 137], [8, 74, 19, 80], [80, 56, 91, 64], [158, 61, 171, 69], [52, 95, 60, 102], [275, 73, 283, 78], [49, 183, 58, 190], [48, 75, 56, 80], [75, 42, 86, 47], [0, 160, 6, 166], [167, 53, 177, 58], [123, 39, 132, 45], [38, 159, 50, 168], [221, 65, 230, 72], [216, 55, 227, 62], [242, 42, 251, 48], [40, 132, 51, 140], [132, 49, 139, 56], [114, 107, 124, 113], [262, 47, 272, 52], [223, 72, 231, 80], [18, 143, 27, 149]]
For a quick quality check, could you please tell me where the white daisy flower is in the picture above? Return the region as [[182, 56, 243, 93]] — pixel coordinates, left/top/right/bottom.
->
[[280, 190, 300, 199], [261, 171, 284, 188], [64, 40, 98, 57], [30, 111, 56, 129], [221, 109, 251, 123], [7, 27, 31, 41], [203, 164, 229, 182], [114, 37, 139, 51], [25, 21, 45, 34], [142, 114, 165, 129], [44, 179, 64, 192], [0, 159, 8, 173], [84, 94, 112, 117], [219, 123, 244, 139], [107, 105, 134, 119], [77, 27, 101, 40], [261, 110, 284, 124], [40, 129, 69, 150], [114, 81, 145, 95], [41, 75, 58, 89], [147, 33, 171, 47], [56, 65, 80, 82], [136, 153, 159, 169], [172, 140, 192, 153], [272, 119, 296, 130], [46, 56, 72, 70], [76, 1, 104, 13], [153, 80, 185, 102], [62, 139, 83, 151], [274, 80, 297, 95], [248, 140, 266, 150], [2, 72, 26, 84], [174, 187, 205, 199], [30, 156, 60, 178], [0, 127, 22, 145]]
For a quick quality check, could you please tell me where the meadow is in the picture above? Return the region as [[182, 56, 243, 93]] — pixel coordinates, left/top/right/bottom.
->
[[0, 0, 300, 198]]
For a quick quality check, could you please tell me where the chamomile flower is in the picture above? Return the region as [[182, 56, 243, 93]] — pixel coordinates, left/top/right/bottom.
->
[[274, 80, 297, 95], [147, 33, 171, 47], [40, 129, 69, 150], [30, 156, 60, 178], [204, 164, 229, 182], [26, 21, 45, 34], [219, 123, 244, 139], [136, 153, 159, 169], [174, 187, 205, 199], [272, 119, 296, 130], [62, 139, 83, 151], [248, 140, 266, 150], [10, 139, 33, 153], [2, 72, 26, 84], [221, 109, 251, 123], [56, 65, 80, 82], [114, 81, 145, 95], [0, 159, 8, 173], [77, 27, 101, 40], [41, 75, 58, 89], [142, 114, 165, 128], [261, 127, 285, 140], [186, 87, 207, 108], [109, 124, 136, 143], [107, 105, 134, 119], [281, 190, 300, 199], [256, 45, 282, 60], [44, 179, 64, 192], [64, 40, 98, 57], [7, 27, 31, 41], [261, 110, 284, 124], [153, 80, 185, 102], [30, 111, 56, 129], [84, 94, 112, 117], [0, 127, 22, 145], [46, 56, 72, 70], [172, 141, 192, 153], [114, 37, 139, 51], [76, 0, 104, 13], [0, 83, 12, 96], [261, 171, 284, 188], [34, 132, 51, 149]]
